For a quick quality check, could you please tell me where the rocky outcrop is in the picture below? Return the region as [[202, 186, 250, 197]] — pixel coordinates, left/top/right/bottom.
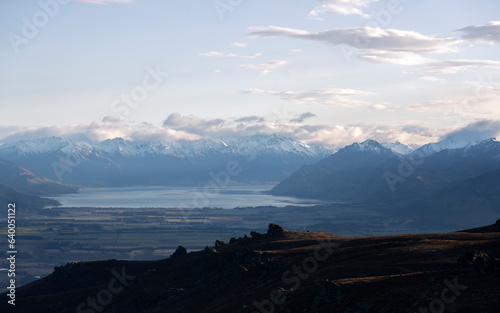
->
[[171, 245, 187, 258], [458, 250, 499, 277], [267, 223, 284, 236]]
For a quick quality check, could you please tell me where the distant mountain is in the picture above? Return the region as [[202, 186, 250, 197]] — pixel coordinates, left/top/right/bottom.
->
[[0, 135, 336, 187], [410, 135, 495, 157], [269, 138, 500, 206], [269, 140, 400, 201], [0, 183, 60, 209], [381, 141, 417, 155], [401, 168, 500, 228], [0, 159, 78, 196]]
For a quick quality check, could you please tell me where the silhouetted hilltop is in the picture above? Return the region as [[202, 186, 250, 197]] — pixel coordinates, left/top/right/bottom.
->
[[2, 223, 499, 313]]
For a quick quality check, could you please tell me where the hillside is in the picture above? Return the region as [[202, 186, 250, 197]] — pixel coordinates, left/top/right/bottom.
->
[[397, 168, 500, 228], [0, 159, 78, 196], [0, 183, 60, 209], [269, 139, 500, 211], [269, 140, 400, 201], [2, 223, 499, 313]]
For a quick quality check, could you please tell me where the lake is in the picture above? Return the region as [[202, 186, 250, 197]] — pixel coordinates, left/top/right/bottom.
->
[[49, 185, 330, 209]]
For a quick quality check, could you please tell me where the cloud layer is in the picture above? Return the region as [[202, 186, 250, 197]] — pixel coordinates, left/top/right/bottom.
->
[[4, 115, 497, 150], [241, 87, 377, 108], [248, 22, 500, 73]]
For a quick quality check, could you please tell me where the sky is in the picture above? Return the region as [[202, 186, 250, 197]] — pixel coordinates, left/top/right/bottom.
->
[[1, 0, 500, 147]]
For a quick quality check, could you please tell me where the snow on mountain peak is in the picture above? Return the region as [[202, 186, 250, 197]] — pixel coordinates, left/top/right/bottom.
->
[[343, 140, 386, 153], [0, 134, 336, 159]]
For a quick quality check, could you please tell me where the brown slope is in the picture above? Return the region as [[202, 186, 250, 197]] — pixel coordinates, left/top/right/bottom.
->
[[2, 224, 499, 313]]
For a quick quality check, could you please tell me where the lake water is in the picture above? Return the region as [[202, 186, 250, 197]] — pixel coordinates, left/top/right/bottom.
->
[[49, 185, 328, 209]]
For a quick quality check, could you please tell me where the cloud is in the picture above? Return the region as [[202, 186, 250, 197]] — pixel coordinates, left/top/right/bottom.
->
[[102, 116, 122, 123], [439, 120, 500, 143], [405, 80, 500, 120], [239, 60, 288, 74], [0, 121, 199, 145], [248, 26, 458, 54], [230, 42, 248, 47], [309, 0, 379, 18], [242, 87, 377, 107], [199, 51, 262, 59], [356, 49, 433, 65], [4, 114, 486, 148], [163, 113, 225, 132], [418, 76, 445, 82], [248, 26, 465, 68], [425, 59, 500, 74], [457, 21, 500, 44], [406, 99, 457, 112], [71, 0, 131, 4], [370, 103, 388, 111], [235, 116, 265, 123], [290, 112, 316, 123]]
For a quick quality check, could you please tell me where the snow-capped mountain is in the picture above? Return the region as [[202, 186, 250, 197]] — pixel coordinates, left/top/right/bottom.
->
[[0, 135, 336, 187], [269, 140, 400, 199], [381, 141, 417, 155], [0, 135, 334, 159], [270, 137, 500, 203], [411, 135, 498, 157]]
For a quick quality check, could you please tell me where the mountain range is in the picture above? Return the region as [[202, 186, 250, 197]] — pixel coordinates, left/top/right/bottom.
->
[[269, 137, 500, 227], [1, 133, 499, 225], [0, 135, 337, 187]]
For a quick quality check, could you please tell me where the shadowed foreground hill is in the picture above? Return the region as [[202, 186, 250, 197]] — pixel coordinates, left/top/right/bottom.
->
[[2, 223, 500, 313]]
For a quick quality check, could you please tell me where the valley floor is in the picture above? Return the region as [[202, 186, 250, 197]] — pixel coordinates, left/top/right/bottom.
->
[[0, 203, 459, 290]]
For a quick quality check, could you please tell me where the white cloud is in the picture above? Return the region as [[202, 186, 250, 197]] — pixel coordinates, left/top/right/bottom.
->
[[357, 49, 433, 65], [370, 103, 388, 110], [4, 115, 494, 149], [199, 51, 262, 59], [239, 60, 288, 74], [418, 76, 445, 82], [425, 59, 500, 74], [406, 81, 500, 121], [242, 87, 377, 108], [230, 42, 248, 48], [309, 0, 380, 19], [457, 21, 500, 44], [248, 26, 461, 68], [248, 26, 458, 54], [406, 99, 457, 112]]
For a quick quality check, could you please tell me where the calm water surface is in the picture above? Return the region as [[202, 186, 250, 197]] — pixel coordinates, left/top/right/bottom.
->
[[49, 185, 328, 209]]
